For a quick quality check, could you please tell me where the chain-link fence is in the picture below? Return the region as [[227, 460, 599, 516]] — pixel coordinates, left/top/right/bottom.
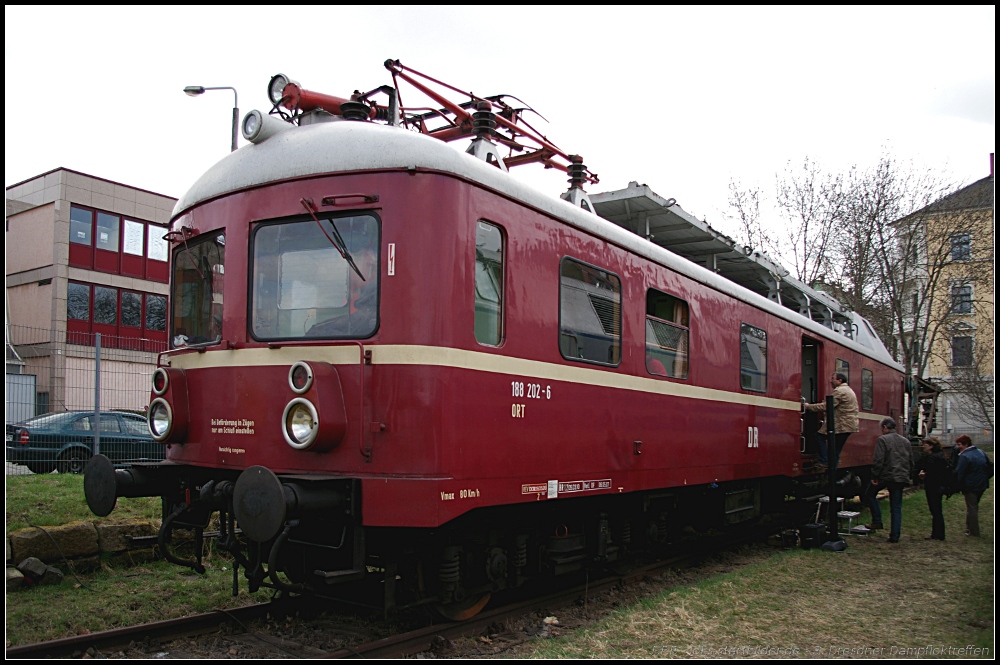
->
[[933, 426, 995, 452], [5, 325, 165, 476]]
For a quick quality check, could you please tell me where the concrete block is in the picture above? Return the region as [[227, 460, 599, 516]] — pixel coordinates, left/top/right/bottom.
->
[[106, 548, 160, 568], [7, 567, 25, 591], [17, 556, 48, 579], [96, 522, 157, 553], [39, 565, 65, 586], [9, 522, 99, 563], [67, 555, 101, 573]]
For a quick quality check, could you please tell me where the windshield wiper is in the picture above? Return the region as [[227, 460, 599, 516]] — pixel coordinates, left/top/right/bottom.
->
[[300, 198, 366, 281]]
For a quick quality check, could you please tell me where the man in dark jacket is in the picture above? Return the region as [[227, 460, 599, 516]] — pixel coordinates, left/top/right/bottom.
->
[[870, 418, 913, 543], [954, 434, 991, 537]]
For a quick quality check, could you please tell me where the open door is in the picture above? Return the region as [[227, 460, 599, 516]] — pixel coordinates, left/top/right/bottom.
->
[[801, 337, 821, 455]]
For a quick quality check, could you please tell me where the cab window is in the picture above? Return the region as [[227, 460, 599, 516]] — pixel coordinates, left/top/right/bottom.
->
[[251, 214, 380, 340]]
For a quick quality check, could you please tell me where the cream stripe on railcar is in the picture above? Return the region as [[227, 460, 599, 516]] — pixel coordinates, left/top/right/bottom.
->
[[169, 345, 799, 411]]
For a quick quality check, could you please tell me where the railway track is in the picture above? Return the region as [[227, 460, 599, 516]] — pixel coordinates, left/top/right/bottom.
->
[[6, 519, 798, 659]]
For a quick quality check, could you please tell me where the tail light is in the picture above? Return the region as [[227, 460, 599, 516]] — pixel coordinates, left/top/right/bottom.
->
[[18, 430, 29, 446]]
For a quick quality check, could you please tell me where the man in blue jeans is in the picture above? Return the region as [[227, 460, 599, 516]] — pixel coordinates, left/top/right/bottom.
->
[[869, 418, 913, 543]]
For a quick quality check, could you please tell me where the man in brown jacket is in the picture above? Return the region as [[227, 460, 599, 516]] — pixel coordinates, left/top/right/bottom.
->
[[804, 372, 859, 471]]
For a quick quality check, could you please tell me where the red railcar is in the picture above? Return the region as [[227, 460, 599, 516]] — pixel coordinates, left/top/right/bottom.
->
[[86, 66, 904, 617]]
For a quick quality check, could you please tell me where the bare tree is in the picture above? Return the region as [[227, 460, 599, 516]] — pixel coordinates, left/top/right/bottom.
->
[[726, 179, 777, 258], [774, 157, 846, 286]]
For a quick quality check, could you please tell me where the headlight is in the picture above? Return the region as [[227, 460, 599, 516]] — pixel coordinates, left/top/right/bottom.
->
[[152, 367, 169, 396], [241, 109, 292, 144], [268, 74, 295, 105], [149, 398, 173, 441], [288, 361, 313, 394], [282, 398, 319, 450]]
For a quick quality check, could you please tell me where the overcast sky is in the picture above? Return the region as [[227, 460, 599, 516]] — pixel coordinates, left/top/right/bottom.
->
[[4, 6, 995, 237]]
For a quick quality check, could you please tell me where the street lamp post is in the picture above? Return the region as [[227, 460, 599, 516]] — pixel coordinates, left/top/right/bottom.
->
[[183, 85, 239, 152]]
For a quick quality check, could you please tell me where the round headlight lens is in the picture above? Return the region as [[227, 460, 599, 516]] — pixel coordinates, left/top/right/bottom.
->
[[152, 368, 169, 396], [289, 405, 313, 441], [282, 398, 318, 450], [268, 74, 291, 105], [149, 399, 172, 440], [242, 111, 261, 140], [289, 362, 313, 394]]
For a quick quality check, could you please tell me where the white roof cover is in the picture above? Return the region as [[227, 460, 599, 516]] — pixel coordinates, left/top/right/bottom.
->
[[172, 120, 901, 370]]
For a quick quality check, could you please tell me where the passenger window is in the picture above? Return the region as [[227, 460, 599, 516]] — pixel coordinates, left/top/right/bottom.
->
[[835, 358, 850, 384], [645, 289, 689, 379], [862, 369, 874, 410], [740, 323, 767, 392], [559, 258, 621, 365], [474, 221, 504, 345]]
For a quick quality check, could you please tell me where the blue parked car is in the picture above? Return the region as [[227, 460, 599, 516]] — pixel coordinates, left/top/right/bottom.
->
[[5, 411, 163, 474]]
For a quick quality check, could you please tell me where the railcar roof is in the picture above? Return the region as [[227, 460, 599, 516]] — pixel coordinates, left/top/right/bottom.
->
[[173, 121, 901, 370]]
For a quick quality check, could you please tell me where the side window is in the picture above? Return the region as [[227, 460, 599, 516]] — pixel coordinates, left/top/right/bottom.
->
[[99, 414, 121, 433], [474, 221, 504, 346], [862, 369, 874, 411], [739, 323, 767, 392], [67, 282, 90, 320], [835, 358, 850, 384], [645, 289, 689, 379], [559, 258, 621, 365], [123, 416, 149, 436], [70, 206, 93, 246]]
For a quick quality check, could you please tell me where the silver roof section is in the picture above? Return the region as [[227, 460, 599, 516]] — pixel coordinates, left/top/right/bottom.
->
[[172, 120, 901, 370], [591, 182, 852, 330]]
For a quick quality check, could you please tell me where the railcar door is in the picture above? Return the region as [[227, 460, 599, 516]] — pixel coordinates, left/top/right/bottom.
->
[[800, 337, 821, 455]]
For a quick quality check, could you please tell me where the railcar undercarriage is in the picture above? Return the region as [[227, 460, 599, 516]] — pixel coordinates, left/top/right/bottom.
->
[[85, 456, 865, 619]]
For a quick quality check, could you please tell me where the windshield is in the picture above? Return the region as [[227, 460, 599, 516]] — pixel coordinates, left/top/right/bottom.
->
[[251, 214, 379, 340], [171, 232, 225, 348]]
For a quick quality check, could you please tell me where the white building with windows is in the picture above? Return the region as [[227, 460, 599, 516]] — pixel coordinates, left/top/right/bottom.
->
[[5, 169, 176, 417]]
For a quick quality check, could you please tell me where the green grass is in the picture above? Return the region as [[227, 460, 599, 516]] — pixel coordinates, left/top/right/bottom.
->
[[5, 473, 160, 532], [522, 486, 994, 659], [4, 556, 269, 647]]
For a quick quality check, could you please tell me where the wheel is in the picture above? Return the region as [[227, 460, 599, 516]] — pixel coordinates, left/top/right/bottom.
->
[[58, 449, 90, 474], [26, 462, 55, 475], [434, 592, 491, 621], [416, 558, 492, 621]]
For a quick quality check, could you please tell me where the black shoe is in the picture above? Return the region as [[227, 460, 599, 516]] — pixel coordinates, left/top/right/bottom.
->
[[865, 523, 883, 530], [886, 538, 899, 543]]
